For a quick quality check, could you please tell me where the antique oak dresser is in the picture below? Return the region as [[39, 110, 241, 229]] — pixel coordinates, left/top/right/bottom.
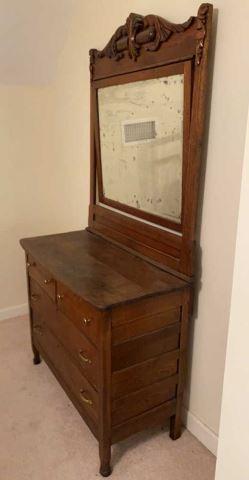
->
[[20, 4, 213, 476]]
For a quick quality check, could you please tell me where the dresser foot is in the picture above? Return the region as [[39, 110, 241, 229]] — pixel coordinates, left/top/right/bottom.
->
[[99, 442, 111, 477], [33, 349, 41, 365], [169, 414, 182, 440], [100, 464, 112, 477]]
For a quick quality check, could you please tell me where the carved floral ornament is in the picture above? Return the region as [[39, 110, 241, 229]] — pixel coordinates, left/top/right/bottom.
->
[[89, 3, 211, 71]]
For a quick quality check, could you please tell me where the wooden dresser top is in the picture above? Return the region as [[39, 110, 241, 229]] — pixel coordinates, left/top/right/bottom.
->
[[20, 229, 187, 310]]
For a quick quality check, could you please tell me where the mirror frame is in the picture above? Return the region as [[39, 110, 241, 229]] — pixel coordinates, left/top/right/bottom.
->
[[88, 4, 213, 279], [95, 61, 192, 232]]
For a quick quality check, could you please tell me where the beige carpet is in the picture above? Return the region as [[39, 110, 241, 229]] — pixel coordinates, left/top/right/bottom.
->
[[0, 315, 216, 480]]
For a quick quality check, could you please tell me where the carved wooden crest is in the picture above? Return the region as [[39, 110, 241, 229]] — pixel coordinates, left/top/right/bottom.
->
[[90, 3, 211, 71]]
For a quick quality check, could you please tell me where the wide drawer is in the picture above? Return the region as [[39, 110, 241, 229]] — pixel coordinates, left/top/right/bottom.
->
[[33, 315, 98, 423], [56, 282, 100, 347], [27, 254, 56, 301]]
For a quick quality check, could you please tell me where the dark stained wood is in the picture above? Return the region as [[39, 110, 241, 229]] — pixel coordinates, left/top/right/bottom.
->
[[89, 85, 97, 207], [89, 208, 184, 274], [92, 203, 182, 255], [34, 337, 99, 439], [89, 4, 213, 279], [20, 229, 187, 310], [32, 281, 99, 390], [112, 399, 177, 444], [112, 323, 180, 371], [54, 310, 99, 390], [111, 289, 185, 326], [170, 289, 191, 440], [22, 233, 190, 475], [112, 377, 177, 426], [112, 307, 180, 344], [98, 312, 112, 477], [87, 225, 193, 282], [180, 4, 213, 276], [89, 215, 182, 274], [20, 4, 212, 476], [112, 350, 179, 398], [33, 312, 99, 423], [90, 16, 198, 80], [56, 281, 101, 347], [25, 259, 42, 365], [27, 255, 56, 301], [93, 13, 194, 63]]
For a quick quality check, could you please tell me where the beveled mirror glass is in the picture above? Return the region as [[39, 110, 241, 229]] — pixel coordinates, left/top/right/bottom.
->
[[98, 73, 184, 225]]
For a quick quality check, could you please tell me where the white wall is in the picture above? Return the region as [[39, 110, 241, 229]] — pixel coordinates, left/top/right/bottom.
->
[[0, 84, 87, 318], [215, 110, 249, 479], [0, 0, 77, 84], [1, 0, 249, 451]]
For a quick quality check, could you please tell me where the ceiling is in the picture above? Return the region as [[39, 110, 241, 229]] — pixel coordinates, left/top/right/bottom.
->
[[0, 0, 77, 85]]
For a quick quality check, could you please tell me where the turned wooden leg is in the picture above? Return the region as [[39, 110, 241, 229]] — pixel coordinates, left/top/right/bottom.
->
[[32, 345, 41, 365], [99, 442, 111, 477], [170, 413, 182, 440]]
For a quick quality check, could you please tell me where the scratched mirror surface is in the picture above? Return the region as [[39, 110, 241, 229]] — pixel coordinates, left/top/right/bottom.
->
[[98, 74, 184, 224]]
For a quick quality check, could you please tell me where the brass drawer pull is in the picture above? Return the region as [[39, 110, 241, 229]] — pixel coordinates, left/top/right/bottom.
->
[[80, 390, 93, 406], [31, 294, 40, 302], [44, 279, 52, 285], [82, 317, 91, 327], [79, 350, 92, 365], [57, 294, 64, 301], [33, 325, 43, 336]]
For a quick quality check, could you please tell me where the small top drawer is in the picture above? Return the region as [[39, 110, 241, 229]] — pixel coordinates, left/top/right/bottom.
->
[[27, 255, 56, 301], [56, 282, 100, 347]]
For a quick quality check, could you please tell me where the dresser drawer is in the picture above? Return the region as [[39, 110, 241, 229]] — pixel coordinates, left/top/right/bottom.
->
[[49, 309, 99, 390], [27, 255, 56, 301], [33, 318, 98, 423], [56, 283, 100, 347], [30, 279, 98, 390], [30, 278, 56, 324]]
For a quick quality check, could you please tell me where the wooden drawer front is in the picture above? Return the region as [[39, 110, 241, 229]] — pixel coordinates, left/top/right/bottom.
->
[[57, 283, 100, 347], [112, 307, 180, 345], [33, 318, 98, 422], [112, 323, 180, 371], [27, 255, 56, 301], [48, 309, 98, 390], [112, 376, 177, 426], [30, 279, 55, 324], [112, 350, 179, 398]]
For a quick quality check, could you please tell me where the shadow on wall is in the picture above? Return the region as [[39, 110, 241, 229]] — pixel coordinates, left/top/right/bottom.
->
[[184, 7, 219, 411]]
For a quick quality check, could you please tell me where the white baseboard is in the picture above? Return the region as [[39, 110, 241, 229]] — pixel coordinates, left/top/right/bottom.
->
[[183, 408, 218, 456], [0, 303, 29, 322]]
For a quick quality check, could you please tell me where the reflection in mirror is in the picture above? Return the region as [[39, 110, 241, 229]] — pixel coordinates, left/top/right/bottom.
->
[[98, 74, 184, 224]]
